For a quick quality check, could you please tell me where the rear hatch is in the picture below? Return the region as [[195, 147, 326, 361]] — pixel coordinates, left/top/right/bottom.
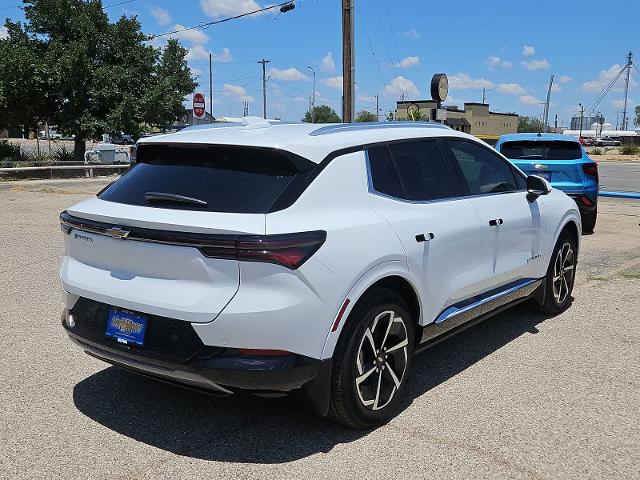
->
[[61, 143, 315, 323], [498, 140, 589, 193]]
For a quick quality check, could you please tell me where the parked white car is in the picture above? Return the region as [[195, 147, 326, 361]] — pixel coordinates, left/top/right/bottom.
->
[[60, 118, 581, 428]]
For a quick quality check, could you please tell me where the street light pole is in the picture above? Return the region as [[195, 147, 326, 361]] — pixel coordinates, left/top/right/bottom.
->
[[307, 65, 316, 123], [258, 58, 270, 119], [578, 103, 584, 140]]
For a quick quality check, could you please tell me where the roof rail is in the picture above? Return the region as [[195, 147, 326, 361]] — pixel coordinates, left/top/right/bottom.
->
[[309, 121, 451, 137]]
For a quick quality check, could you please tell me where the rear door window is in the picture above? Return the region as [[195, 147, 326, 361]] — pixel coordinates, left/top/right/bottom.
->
[[446, 139, 519, 195], [368, 140, 456, 202], [499, 141, 582, 160], [98, 144, 315, 213]]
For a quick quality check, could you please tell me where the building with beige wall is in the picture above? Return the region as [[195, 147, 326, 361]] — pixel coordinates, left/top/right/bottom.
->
[[395, 101, 518, 137]]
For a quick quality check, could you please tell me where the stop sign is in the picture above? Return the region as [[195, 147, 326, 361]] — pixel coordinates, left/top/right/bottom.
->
[[193, 92, 206, 119]]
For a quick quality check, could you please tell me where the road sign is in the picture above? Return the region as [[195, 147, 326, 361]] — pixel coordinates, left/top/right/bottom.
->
[[193, 92, 206, 119]]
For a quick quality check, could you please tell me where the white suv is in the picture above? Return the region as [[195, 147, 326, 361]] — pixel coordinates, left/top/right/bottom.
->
[[60, 119, 581, 428]]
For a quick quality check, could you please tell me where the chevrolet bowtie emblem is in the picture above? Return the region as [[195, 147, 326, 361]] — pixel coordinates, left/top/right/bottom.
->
[[106, 226, 130, 239]]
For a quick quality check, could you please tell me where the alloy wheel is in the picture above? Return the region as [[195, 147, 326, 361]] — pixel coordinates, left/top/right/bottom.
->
[[354, 310, 409, 411], [552, 242, 575, 304]]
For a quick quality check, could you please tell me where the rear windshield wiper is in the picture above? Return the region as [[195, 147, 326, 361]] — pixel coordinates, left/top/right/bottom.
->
[[515, 154, 545, 159], [144, 192, 208, 207]]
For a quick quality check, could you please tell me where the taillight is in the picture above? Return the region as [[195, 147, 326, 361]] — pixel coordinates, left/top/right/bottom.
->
[[200, 230, 326, 269], [582, 162, 598, 180]]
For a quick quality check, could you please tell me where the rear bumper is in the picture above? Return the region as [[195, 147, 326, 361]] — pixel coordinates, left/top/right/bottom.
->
[[62, 309, 332, 412], [568, 193, 597, 214]]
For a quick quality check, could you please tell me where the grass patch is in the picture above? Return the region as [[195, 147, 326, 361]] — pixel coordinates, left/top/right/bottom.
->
[[590, 147, 603, 155]]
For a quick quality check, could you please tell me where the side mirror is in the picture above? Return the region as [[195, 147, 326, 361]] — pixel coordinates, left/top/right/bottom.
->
[[526, 175, 552, 202]]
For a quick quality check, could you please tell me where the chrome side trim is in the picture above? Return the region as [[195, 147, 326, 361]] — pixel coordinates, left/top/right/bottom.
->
[[420, 278, 542, 344], [436, 278, 539, 324]]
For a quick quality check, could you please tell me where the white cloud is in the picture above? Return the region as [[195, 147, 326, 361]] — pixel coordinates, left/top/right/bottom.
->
[[497, 83, 526, 95], [582, 64, 637, 92], [358, 94, 377, 103], [486, 55, 512, 70], [403, 29, 421, 39], [223, 83, 254, 102], [151, 7, 171, 26], [521, 59, 551, 70], [213, 47, 233, 63], [558, 75, 573, 83], [449, 73, 494, 90], [170, 24, 209, 45], [321, 75, 343, 90], [321, 52, 335, 73], [391, 56, 420, 68], [186, 44, 209, 61], [383, 76, 420, 98], [293, 96, 307, 103], [522, 45, 535, 56], [0, 26, 8, 40], [443, 95, 466, 107], [551, 83, 562, 92], [270, 67, 308, 81], [519, 94, 542, 105], [200, 0, 261, 18], [610, 98, 635, 109]]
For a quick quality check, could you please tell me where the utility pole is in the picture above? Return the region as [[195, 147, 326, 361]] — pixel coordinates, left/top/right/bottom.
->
[[258, 58, 270, 119], [621, 50, 633, 131], [307, 65, 316, 123], [209, 52, 213, 118], [376, 94, 379, 122], [543, 74, 554, 133], [482, 88, 486, 104], [342, 0, 355, 123], [578, 103, 584, 139]]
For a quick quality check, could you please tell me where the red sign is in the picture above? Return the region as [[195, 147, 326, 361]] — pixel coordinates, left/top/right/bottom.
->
[[193, 92, 206, 119]]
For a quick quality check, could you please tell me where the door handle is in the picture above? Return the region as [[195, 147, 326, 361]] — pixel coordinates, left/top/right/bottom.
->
[[489, 218, 504, 226], [415, 233, 435, 242]]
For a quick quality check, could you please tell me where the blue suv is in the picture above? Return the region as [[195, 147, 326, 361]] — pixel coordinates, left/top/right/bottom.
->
[[496, 133, 598, 232]]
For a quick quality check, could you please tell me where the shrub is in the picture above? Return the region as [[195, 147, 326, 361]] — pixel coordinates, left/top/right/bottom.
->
[[52, 144, 76, 162], [590, 147, 603, 155], [619, 144, 640, 155], [0, 140, 23, 162]]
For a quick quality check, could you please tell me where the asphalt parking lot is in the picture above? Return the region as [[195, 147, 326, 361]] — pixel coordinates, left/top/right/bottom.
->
[[1, 178, 639, 479]]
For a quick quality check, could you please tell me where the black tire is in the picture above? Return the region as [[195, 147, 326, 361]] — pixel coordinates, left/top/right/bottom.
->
[[581, 207, 597, 233], [531, 232, 577, 315], [328, 288, 415, 429]]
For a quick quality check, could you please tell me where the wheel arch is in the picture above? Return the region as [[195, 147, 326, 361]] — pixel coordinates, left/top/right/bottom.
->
[[320, 262, 422, 360]]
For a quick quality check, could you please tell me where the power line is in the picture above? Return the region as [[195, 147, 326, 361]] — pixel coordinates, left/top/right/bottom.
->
[[150, 1, 295, 39], [355, 3, 386, 91]]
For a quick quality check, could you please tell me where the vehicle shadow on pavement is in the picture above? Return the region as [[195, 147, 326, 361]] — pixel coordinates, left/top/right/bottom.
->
[[73, 304, 553, 463]]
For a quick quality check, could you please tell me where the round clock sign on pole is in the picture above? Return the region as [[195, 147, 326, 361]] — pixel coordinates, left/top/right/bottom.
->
[[193, 92, 206, 120], [430, 74, 448, 103]]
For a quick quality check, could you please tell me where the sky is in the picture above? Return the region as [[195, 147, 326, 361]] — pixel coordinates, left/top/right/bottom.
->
[[1, 0, 640, 127]]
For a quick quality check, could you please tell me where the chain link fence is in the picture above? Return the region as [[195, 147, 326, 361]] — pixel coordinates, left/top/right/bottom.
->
[[0, 164, 130, 181], [1, 139, 131, 181]]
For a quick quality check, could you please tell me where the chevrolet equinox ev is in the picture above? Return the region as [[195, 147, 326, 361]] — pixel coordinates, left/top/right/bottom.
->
[[60, 119, 581, 428]]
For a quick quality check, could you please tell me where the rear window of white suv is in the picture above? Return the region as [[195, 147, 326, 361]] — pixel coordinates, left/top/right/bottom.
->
[[98, 144, 315, 213]]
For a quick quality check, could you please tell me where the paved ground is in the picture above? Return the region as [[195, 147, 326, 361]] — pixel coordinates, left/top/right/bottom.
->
[[599, 161, 640, 192], [1, 178, 639, 479]]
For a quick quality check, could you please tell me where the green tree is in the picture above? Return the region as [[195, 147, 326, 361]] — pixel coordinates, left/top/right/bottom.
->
[[407, 108, 427, 121], [142, 39, 197, 131], [356, 110, 377, 122], [0, 0, 195, 159], [634, 105, 639, 127], [518, 115, 543, 132], [303, 105, 341, 123], [0, 20, 56, 138]]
